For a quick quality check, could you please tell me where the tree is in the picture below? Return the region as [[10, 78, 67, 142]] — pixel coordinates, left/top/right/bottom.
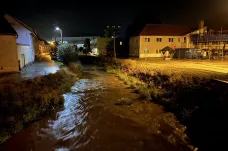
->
[[83, 38, 91, 54]]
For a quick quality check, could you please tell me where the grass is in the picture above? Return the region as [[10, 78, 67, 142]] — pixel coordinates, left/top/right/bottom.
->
[[0, 64, 82, 144], [94, 56, 228, 150]]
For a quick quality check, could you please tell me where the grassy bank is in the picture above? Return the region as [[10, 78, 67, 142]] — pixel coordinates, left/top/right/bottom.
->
[[95, 57, 228, 150], [0, 64, 82, 144]]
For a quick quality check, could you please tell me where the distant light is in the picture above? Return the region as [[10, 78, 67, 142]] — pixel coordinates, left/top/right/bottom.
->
[[120, 41, 122, 45], [56, 27, 60, 31]]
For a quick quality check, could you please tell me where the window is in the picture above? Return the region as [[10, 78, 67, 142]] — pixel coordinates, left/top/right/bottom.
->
[[178, 38, 180, 42], [120, 41, 122, 45], [169, 38, 174, 42], [145, 38, 150, 42], [157, 38, 162, 42], [184, 37, 186, 43], [156, 49, 159, 54]]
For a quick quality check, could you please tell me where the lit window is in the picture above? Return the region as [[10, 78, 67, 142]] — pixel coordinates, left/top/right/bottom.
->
[[169, 38, 174, 42], [120, 41, 122, 45], [157, 38, 162, 42]]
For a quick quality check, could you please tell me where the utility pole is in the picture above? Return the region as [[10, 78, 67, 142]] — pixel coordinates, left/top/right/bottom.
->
[[113, 34, 116, 58], [106, 25, 120, 58], [221, 26, 223, 60]]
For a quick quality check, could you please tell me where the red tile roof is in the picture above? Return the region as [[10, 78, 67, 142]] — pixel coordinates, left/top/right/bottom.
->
[[140, 24, 193, 36]]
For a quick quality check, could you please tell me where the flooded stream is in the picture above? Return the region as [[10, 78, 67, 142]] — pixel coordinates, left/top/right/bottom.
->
[[0, 67, 192, 151]]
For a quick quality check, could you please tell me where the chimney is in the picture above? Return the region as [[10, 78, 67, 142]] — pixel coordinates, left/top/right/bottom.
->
[[198, 20, 204, 29]]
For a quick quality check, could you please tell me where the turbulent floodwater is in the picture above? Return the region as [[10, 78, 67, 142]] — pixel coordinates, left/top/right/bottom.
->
[[0, 67, 192, 151]]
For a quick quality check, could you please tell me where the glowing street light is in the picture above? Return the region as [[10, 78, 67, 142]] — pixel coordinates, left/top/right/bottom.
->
[[55, 26, 63, 44]]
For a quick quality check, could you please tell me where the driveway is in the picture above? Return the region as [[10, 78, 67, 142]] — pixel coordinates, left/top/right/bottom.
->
[[0, 54, 60, 83]]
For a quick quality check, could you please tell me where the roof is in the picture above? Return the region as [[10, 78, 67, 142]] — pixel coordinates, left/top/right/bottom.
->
[[140, 24, 193, 36], [4, 14, 38, 36], [0, 16, 17, 35]]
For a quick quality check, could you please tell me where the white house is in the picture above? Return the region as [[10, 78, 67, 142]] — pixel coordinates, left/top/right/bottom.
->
[[0, 14, 38, 72]]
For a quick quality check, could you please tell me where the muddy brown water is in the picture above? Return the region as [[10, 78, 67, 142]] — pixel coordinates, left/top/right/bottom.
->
[[0, 67, 193, 151]]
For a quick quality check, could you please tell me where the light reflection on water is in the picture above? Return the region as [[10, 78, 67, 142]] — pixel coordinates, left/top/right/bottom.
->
[[0, 71, 185, 151]]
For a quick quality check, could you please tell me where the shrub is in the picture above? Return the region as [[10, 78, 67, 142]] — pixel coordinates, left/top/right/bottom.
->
[[68, 63, 83, 75], [57, 43, 78, 65], [0, 67, 80, 144]]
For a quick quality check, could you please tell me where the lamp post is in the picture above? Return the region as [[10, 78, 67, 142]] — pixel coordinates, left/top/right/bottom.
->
[[106, 25, 120, 58], [55, 27, 63, 44]]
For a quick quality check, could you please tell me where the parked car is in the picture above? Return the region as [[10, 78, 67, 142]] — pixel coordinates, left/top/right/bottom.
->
[[50, 51, 57, 60]]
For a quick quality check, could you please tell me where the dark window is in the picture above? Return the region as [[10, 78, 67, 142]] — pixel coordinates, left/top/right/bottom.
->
[[169, 38, 174, 42], [184, 37, 186, 43], [157, 38, 162, 42]]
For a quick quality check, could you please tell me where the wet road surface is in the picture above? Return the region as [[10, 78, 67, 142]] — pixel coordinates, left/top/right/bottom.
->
[[0, 56, 59, 83], [0, 67, 192, 151]]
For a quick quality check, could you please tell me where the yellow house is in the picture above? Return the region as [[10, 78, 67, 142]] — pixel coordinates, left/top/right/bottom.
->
[[129, 24, 194, 58], [0, 16, 18, 72]]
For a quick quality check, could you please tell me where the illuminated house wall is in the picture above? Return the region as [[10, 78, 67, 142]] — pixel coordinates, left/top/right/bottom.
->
[[0, 35, 18, 72], [39, 40, 52, 54], [4, 14, 35, 68], [129, 24, 193, 58]]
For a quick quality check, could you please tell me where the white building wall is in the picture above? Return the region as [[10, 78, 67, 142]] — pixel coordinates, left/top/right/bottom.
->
[[17, 44, 32, 68], [4, 14, 35, 67]]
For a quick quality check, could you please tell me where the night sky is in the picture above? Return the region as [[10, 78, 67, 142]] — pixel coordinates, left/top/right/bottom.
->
[[1, 0, 227, 40]]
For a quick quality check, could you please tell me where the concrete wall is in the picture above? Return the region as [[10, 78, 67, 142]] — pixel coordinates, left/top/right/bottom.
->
[[17, 44, 32, 68], [129, 36, 140, 57], [138, 35, 191, 58], [0, 35, 19, 72]]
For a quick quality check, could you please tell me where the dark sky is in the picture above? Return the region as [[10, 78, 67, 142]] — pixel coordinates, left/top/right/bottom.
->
[[1, 0, 226, 40]]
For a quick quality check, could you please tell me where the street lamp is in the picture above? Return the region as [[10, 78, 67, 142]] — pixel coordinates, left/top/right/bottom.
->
[[55, 27, 63, 44]]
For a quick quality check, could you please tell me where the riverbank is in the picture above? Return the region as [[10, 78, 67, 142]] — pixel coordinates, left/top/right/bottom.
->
[[91, 56, 228, 151], [0, 64, 82, 144]]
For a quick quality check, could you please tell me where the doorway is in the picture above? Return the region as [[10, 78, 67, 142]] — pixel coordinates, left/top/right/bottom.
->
[[21, 54, 25, 68]]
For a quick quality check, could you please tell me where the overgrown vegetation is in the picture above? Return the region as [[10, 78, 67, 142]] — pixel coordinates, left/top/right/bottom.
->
[[94, 57, 228, 150], [0, 65, 82, 144], [57, 43, 78, 65]]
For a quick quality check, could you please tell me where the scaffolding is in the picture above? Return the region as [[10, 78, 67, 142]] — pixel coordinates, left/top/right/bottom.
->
[[190, 28, 228, 60]]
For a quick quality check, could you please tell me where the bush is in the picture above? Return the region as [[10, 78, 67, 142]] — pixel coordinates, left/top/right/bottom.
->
[[0, 67, 80, 144], [57, 43, 78, 65], [68, 63, 83, 75]]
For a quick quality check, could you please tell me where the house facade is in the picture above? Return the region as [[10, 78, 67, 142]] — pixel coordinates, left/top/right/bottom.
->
[[90, 37, 112, 55], [0, 16, 18, 72], [90, 37, 124, 56], [4, 14, 38, 69], [39, 39, 52, 54], [129, 24, 194, 58]]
